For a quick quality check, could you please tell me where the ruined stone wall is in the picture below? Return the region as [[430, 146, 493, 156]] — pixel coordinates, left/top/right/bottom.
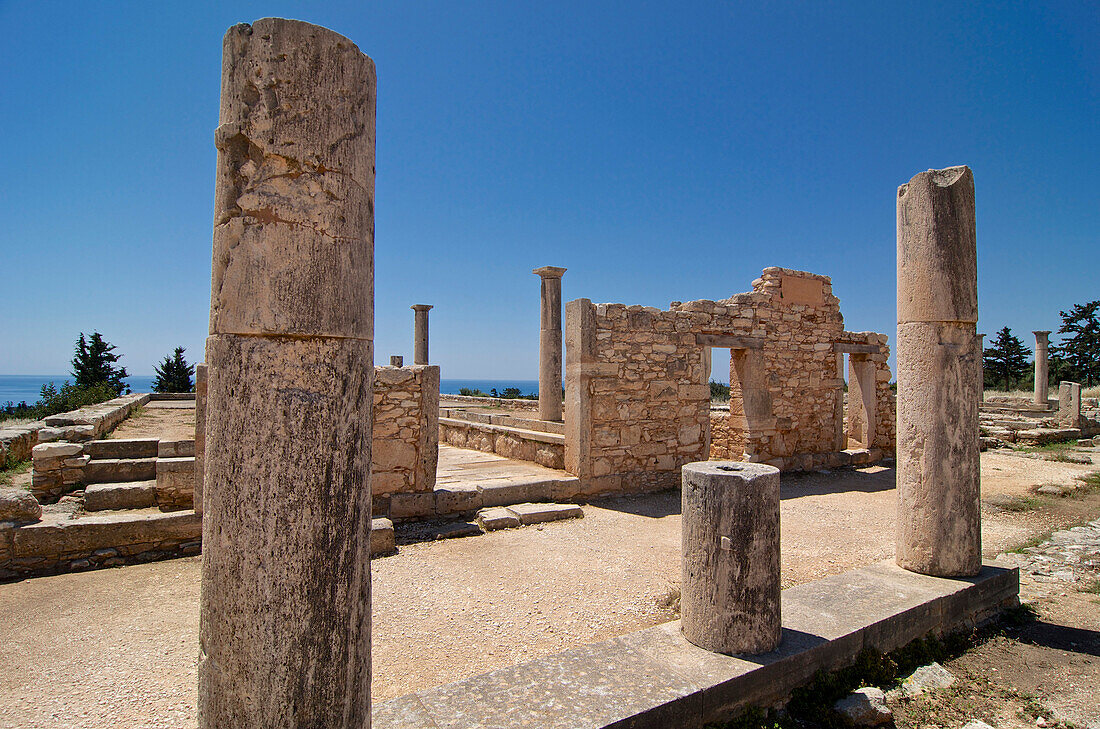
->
[[371, 364, 439, 498], [566, 268, 895, 490]]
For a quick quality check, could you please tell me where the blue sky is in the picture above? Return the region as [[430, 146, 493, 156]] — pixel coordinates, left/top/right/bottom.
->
[[1, 1, 1096, 380]]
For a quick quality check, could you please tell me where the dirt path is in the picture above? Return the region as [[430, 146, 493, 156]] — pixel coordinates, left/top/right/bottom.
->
[[0, 450, 1097, 728], [108, 401, 195, 441]]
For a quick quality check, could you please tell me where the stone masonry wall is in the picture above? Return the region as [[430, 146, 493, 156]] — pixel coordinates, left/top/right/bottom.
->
[[566, 268, 895, 491], [371, 364, 439, 498]]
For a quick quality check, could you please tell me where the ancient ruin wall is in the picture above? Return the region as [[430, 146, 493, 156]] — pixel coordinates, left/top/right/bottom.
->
[[566, 268, 895, 490], [371, 364, 439, 497]]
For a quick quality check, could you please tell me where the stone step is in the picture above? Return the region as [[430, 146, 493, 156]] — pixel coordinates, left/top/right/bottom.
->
[[84, 439, 159, 460], [84, 481, 157, 511], [83, 457, 157, 484], [477, 502, 584, 531]]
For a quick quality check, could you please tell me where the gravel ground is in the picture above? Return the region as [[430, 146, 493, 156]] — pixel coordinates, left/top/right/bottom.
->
[[0, 450, 1097, 728]]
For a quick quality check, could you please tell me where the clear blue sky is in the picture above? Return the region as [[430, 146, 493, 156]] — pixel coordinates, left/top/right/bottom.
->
[[1, 1, 1096, 380]]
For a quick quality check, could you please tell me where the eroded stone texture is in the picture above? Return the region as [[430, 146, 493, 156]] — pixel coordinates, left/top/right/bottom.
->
[[1034, 331, 1050, 406], [1058, 381, 1082, 427], [200, 336, 373, 727], [193, 363, 207, 516], [896, 166, 981, 578], [209, 19, 376, 339], [681, 461, 781, 655], [199, 17, 375, 729]]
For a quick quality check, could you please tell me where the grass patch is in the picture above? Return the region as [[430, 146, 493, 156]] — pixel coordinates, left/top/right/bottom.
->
[[1000, 495, 1046, 513], [0, 459, 32, 487], [1013, 441, 1075, 454]]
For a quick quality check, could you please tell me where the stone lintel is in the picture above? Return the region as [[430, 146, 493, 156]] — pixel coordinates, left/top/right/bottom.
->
[[832, 343, 882, 355], [372, 561, 1018, 729], [533, 266, 567, 279], [695, 334, 765, 350]]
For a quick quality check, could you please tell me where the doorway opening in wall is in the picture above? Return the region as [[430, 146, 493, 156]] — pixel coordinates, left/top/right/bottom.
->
[[841, 350, 876, 449]]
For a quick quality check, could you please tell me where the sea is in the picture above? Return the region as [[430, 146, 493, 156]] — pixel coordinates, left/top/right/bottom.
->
[[0, 375, 540, 405]]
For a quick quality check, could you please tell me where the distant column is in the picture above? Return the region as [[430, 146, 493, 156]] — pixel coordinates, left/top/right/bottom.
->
[[1033, 331, 1050, 406], [412, 304, 433, 365], [390, 355, 404, 367], [976, 334, 985, 403], [681, 461, 781, 655], [896, 166, 981, 578], [193, 363, 207, 516], [199, 18, 375, 728], [534, 266, 567, 422]]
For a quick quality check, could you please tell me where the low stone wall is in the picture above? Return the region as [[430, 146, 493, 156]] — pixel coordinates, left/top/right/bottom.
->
[[438, 393, 540, 410], [371, 365, 439, 497], [156, 457, 196, 510], [30, 443, 90, 503], [0, 510, 202, 581], [439, 411, 565, 469], [0, 393, 150, 468]]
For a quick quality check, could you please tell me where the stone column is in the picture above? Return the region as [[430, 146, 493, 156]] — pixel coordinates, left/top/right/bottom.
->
[[193, 363, 207, 516], [1033, 331, 1050, 406], [199, 19, 375, 729], [534, 266, 567, 422], [412, 304, 432, 365], [976, 334, 986, 403], [390, 355, 404, 367], [896, 165, 981, 578], [681, 461, 781, 655]]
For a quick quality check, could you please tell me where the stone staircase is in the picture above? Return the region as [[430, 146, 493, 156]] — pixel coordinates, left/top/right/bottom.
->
[[81, 438, 194, 512]]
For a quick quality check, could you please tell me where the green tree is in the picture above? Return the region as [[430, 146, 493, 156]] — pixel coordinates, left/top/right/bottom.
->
[[71, 332, 129, 395], [983, 327, 1030, 391], [152, 346, 195, 393], [1051, 301, 1100, 387]]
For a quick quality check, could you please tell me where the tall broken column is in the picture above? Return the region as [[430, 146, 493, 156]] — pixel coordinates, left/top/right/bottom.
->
[[534, 266, 567, 422], [896, 166, 981, 578], [199, 18, 375, 728], [1033, 331, 1050, 406], [412, 304, 432, 364], [976, 333, 986, 403]]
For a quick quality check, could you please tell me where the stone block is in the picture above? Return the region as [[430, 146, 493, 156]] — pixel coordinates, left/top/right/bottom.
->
[[390, 492, 434, 520], [478, 479, 552, 508], [84, 481, 157, 511], [32, 442, 83, 461], [12, 510, 201, 558], [0, 488, 42, 524], [477, 507, 522, 531], [434, 486, 483, 515], [83, 458, 157, 484], [506, 502, 584, 525], [85, 439, 159, 460], [370, 517, 396, 556], [158, 440, 196, 458], [156, 457, 195, 511]]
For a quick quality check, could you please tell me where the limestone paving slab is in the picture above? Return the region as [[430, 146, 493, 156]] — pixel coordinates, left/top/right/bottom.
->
[[506, 502, 584, 525], [476, 507, 521, 531]]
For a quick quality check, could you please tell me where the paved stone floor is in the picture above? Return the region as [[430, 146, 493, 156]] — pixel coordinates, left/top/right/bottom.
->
[[435, 443, 570, 489]]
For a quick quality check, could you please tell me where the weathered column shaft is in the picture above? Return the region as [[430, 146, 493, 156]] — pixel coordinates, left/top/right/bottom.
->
[[681, 461, 781, 655], [193, 363, 207, 516], [976, 334, 986, 403], [1033, 331, 1050, 406], [1058, 381, 1082, 427], [896, 165, 981, 578], [199, 18, 375, 729], [412, 304, 432, 365], [533, 266, 566, 422]]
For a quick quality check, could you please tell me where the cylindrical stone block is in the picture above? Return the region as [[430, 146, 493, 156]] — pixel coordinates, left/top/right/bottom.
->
[[412, 304, 432, 365], [897, 167, 977, 325], [896, 166, 981, 578], [193, 363, 207, 517], [209, 19, 376, 339], [533, 266, 566, 422], [199, 17, 375, 729], [681, 461, 781, 655], [1033, 331, 1050, 406]]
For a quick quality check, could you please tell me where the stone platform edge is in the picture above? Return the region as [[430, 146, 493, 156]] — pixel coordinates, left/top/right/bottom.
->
[[372, 560, 1019, 729]]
